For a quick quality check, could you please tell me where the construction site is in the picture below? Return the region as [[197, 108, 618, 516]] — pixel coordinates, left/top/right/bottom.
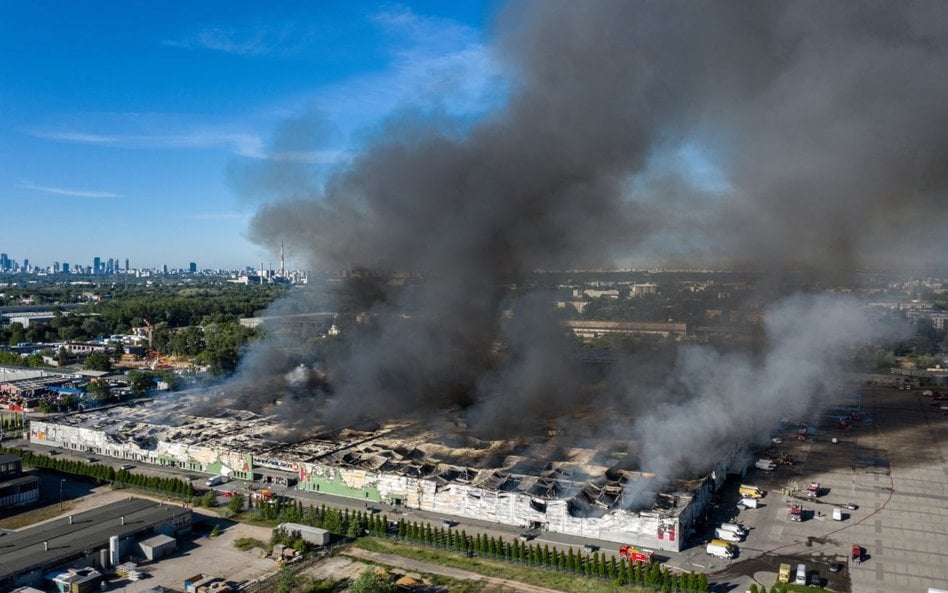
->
[[27, 396, 725, 552]]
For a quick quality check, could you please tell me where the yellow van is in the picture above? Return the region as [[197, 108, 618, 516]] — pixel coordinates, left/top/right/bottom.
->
[[778, 563, 791, 583], [739, 484, 764, 498]]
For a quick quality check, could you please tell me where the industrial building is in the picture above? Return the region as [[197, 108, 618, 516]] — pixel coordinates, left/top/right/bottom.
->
[[29, 398, 723, 552], [0, 453, 39, 510], [0, 497, 192, 590]]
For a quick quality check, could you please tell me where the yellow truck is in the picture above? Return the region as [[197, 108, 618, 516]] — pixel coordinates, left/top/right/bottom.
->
[[778, 563, 791, 583], [739, 484, 765, 498]]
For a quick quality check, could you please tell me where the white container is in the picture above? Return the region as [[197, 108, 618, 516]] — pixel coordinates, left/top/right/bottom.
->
[[832, 507, 842, 521]]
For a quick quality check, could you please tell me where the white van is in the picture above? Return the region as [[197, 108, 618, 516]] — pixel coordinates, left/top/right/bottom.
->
[[738, 497, 759, 509], [714, 527, 741, 542], [706, 539, 734, 558], [205, 475, 227, 487], [795, 563, 807, 585], [720, 522, 748, 537]]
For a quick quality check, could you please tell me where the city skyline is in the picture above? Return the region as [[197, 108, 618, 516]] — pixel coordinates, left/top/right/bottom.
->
[[0, 248, 287, 275], [0, 2, 498, 269]]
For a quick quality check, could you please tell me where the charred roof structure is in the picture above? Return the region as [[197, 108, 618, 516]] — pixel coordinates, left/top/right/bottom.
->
[[29, 398, 724, 551]]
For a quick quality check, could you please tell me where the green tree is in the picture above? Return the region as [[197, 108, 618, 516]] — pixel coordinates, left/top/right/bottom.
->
[[7, 322, 26, 346], [227, 493, 244, 514], [86, 379, 112, 402], [200, 490, 218, 507], [275, 567, 298, 593], [127, 370, 156, 397], [84, 351, 112, 372], [345, 569, 397, 593]]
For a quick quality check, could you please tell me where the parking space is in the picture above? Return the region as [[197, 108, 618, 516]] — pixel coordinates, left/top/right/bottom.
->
[[713, 383, 948, 592]]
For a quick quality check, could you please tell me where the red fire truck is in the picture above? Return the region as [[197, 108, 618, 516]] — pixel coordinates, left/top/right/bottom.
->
[[619, 545, 654, 565]]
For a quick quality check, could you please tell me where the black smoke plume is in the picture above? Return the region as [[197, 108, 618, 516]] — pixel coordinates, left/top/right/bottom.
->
[[220, 1, 937, 492]]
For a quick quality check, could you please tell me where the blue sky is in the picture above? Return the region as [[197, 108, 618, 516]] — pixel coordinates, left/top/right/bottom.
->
[[0, 1, 503, 270]]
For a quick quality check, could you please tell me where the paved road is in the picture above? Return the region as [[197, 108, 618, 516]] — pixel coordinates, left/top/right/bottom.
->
[[345, 547, 567, 593]]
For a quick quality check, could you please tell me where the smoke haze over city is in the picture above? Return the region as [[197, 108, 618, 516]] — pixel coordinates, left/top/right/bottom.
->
[[211, 1, 940, 494]]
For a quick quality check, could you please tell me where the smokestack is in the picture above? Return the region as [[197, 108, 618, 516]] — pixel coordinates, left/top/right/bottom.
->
[[280, 240, 285, 278]]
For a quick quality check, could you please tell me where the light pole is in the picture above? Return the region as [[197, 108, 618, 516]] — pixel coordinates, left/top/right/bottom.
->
[[60, 479, 66, 510]]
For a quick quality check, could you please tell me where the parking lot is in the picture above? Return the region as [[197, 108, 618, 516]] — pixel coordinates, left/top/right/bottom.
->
[[707, 383, 948, 592]]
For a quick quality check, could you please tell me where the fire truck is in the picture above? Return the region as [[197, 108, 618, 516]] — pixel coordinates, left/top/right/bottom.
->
[[806, 481, 821, 498], [789, 504, 803, 522], [618, 545, 654, 565]]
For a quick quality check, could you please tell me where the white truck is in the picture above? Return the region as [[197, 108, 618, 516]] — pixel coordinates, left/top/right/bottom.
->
[[738, 497, 759, 509], [755, 459, 777, 471], [714, 527, 742, 542], [720, 522, 748, 537], [706, 539, 735, 558]]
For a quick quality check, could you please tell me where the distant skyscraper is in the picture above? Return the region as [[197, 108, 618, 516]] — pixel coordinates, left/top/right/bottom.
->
[[63, 262, 70, 273], [0, 253, 8, 270], [54, 261, 60, 273], [125, 258, 129, 271], [162, 264, 168, 274], [23, 259, 29, 271], [189, 262, 197, 273], [93, 256, 101, 274]]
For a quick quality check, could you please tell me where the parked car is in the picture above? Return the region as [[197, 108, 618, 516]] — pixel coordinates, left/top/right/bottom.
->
[[120, 463, 135, 470], [583, 544, 599, 553], [86, 457, 98, 463], [518, 532, 535, 542], [846, 502, 859, 510], [829, 561, 842, 573]]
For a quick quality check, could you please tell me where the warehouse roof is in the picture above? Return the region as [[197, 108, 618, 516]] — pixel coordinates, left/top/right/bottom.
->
[[0, 497, 190, 582]]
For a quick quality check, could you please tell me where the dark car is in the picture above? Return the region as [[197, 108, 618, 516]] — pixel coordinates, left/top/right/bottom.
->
[[829, 561, 842, 573], [583, 544, 599, 553], [518, 532, 535, 542], [86, 456, 98, 463], [846, 502, 859, 510]]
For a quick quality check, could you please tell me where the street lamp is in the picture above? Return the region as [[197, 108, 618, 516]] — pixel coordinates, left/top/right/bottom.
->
[[60, 479, 66, 510]]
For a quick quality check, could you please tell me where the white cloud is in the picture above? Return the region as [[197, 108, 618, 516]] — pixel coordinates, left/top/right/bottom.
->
[[183, 212, 252, 220], [28, 126, 264, 157], [18, 181, 122, 198], [297, 6, 507, 130], [162, 24, 302, 57]]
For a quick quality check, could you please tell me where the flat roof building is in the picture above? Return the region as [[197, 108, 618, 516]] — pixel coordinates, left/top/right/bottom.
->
[[29, 398, 725, 552], [0, 497, 192, 590]]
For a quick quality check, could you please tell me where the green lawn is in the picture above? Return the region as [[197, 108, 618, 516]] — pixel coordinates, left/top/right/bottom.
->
[[353, 537, 654, 593]]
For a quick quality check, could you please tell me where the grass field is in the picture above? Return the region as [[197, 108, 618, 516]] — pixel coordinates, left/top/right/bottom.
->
[[354, 537, 652, 593], [0, 499, 77, 529]]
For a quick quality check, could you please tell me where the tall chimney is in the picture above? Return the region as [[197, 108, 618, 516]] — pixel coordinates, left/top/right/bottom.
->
[[280, 241, 285, 278]]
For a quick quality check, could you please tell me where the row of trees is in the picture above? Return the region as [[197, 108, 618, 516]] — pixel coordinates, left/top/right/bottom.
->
[[1, 446, 195, 498], [393, 517, 709, 592], [0, 413, 26, 432], [221, 493, 710, 592]]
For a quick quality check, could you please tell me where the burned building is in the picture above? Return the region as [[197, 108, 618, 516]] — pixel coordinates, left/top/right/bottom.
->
[[28, 398, 724, 552]]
